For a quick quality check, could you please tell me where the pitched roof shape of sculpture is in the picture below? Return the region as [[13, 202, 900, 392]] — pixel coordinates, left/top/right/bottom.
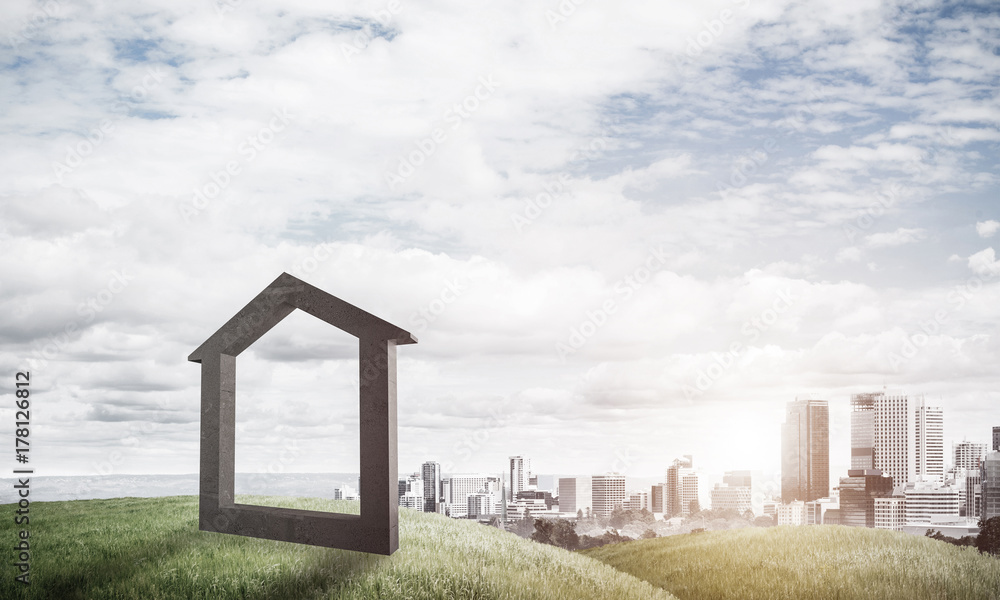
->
[[189, 272, 417, 555]]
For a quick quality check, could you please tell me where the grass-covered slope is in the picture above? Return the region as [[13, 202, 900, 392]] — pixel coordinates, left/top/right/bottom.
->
[[0, 495, 675, 600], [583, 524, 1000, 600]]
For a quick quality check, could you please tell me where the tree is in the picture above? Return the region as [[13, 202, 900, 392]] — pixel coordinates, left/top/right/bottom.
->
[[689, 499, 700, 514], [753, 515, 775, 527], [509, 515, 534, 538], [577, 509, 583, 520], [531, 518, 579, 550], [609, 506, 627, 530], [641, 528, 657, 539], [976, 516, 1000, 556], [552, 519, 580, 550]]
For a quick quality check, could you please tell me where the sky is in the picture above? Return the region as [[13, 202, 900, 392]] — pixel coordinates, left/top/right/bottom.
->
[[1, 0, 999, 501]]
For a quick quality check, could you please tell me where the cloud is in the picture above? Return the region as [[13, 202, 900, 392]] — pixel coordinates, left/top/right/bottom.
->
[[976, 220, 1000, 238], [968, 248, 1000, 277], [836, 247, 862, 263], [865, 228, 926, 248]]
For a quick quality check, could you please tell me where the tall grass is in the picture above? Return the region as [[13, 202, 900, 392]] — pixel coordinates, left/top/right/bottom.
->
[[0, 495, 675, 599], [583, 525, 1000, 600]]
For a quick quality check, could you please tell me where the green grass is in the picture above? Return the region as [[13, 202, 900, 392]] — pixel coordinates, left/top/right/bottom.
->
[[0, 495, 676, 600], [583, 524, 1000, 600]]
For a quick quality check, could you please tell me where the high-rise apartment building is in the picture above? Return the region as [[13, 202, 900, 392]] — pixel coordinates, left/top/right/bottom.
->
[[558, 477, 593, 516], [681, 472, 700, 515], [993, 426, 999, 452], [983, 451, 1000, 521], [782, 397, 829, 503], [914, 398, 944, 482], [422, 461, 441, 513], [509, 456, 531, 498], [954, 441, 987, 471], [592, 474, 626, 517], [839, 469, 894, 528]]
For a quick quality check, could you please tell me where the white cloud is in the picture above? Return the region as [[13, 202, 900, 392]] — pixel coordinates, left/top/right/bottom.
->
[[836, 247, 862, 262], [865, 228, 926, 248], [976, 220, 1000, 238]]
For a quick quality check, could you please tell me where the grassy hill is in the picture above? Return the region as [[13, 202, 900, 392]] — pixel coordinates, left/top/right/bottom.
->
[[583, 524, 1000, 600], [0, 495, 675, 600]]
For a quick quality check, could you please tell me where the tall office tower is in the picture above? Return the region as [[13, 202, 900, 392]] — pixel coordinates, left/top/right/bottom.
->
[[839, 469, 894, 528], [781, 398, 830, 503], [421, 461, 441, 514], [592, 474, 626, 517], [851, 393, 877, 469], [509, 456, 531, 497], [983, 451, 1000, 521], [558, 477, 593, 516], [993, 427, 1000, 452], [873, 392, 915, 486], [914, 398, 944, 482], [665, 455, 693, 517], [966, 473, 982, 519], [954, 441, 987, 471], [650, 483, 668, 514]]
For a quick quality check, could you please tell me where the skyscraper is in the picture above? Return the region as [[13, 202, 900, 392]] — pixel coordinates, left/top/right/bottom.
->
[[873, 391, 914, 487], [558, 477, 592, 516], [914, 398, 944, 482], [592, 474, 626, 517], [993, 426, 1000, 452], [850, 393, 877, 469], [509, 456, 531, 497], [856, 391, 943, 487], [983, 451, 1000, 521], [421, 461, 441, 513], [782, 397, 829, 503]]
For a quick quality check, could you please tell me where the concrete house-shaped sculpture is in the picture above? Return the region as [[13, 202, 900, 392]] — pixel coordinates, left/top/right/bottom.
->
[[188, 272, 417, 555]]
